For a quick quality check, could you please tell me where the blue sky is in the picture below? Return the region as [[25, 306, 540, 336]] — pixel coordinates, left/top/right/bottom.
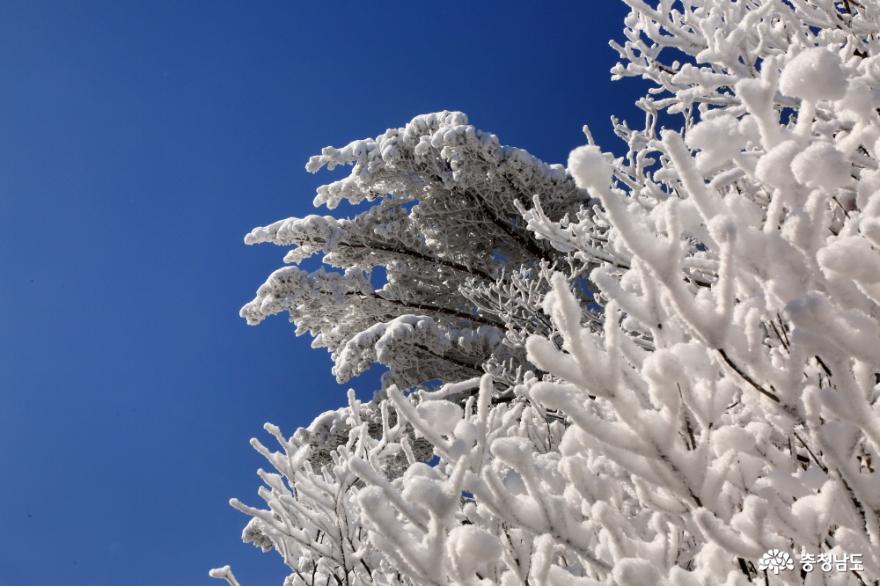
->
[[0, 2, 642, 584]]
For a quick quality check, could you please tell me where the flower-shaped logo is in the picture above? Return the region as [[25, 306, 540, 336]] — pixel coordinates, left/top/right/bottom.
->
[[759, 549, 795, 574]]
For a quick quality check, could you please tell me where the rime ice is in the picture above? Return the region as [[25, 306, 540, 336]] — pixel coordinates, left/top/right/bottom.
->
[[218, 1, 880, 585], [567, 144, 612, 192], [779, 47, 847, 103]]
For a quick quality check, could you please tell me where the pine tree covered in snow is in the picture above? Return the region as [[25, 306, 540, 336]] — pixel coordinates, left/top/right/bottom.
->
[[214, 1, 880, 584]]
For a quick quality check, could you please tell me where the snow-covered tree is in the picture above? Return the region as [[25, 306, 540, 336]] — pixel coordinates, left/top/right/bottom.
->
[[215, 1, 880, 584], [239, 110, 588, 391]]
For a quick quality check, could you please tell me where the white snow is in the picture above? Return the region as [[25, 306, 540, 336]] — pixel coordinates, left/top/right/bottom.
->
[[790, 142, 850, 189], [685, 115, 745, 172], [755, 140, 801, 189], [779, 47, 847, 102], [567, 144, 612, 191]]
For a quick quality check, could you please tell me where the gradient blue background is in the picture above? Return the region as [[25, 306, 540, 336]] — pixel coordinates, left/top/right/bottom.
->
[[0, 2, 642, 584]]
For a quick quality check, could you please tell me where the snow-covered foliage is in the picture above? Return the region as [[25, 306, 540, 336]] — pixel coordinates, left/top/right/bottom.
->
[[240, 110, 587, 391], [215, 1, 880, 584]]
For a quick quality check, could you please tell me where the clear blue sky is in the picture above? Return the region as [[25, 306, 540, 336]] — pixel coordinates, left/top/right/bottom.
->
[[0, 2, 641, 585]]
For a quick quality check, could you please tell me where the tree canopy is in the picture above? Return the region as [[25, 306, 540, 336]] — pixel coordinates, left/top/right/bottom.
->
[[215, 1, 880, 584]]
